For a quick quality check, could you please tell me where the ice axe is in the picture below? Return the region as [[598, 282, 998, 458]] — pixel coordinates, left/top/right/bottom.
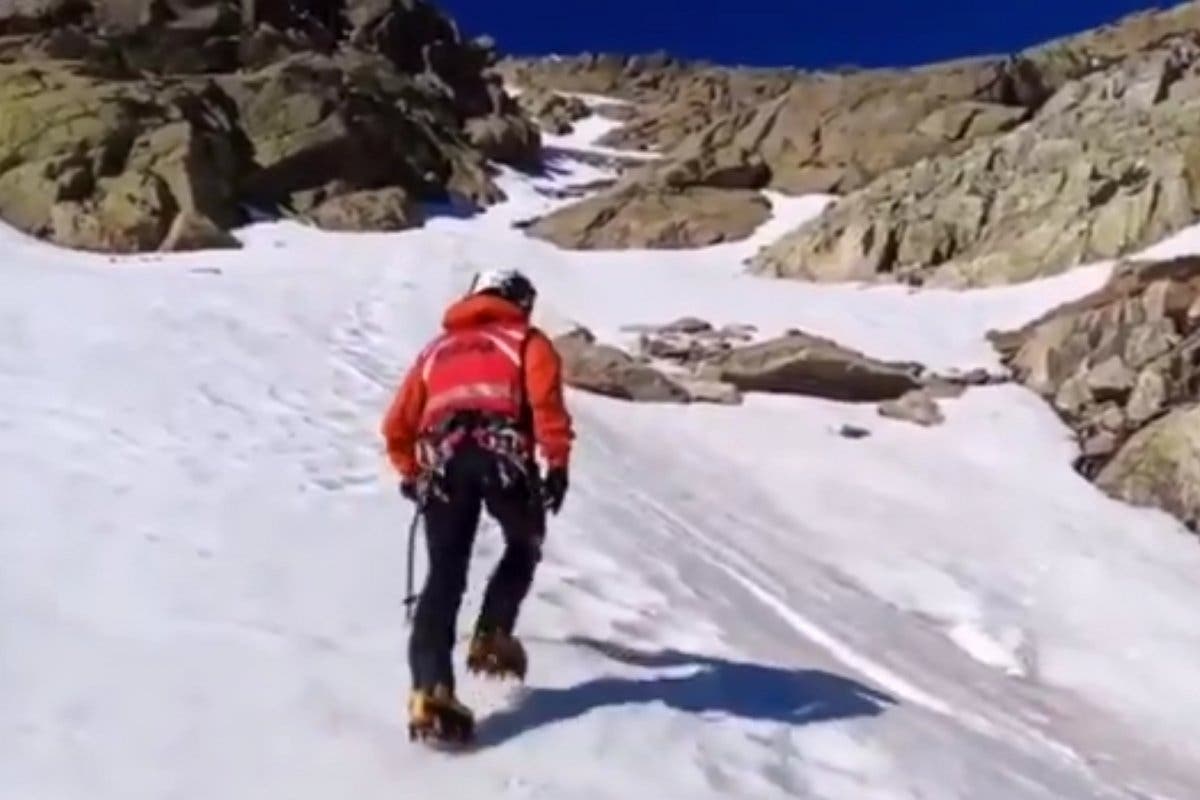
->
[[401, 501, 423, 623]]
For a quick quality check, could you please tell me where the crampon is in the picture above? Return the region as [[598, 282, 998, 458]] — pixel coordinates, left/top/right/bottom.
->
[[466, 629, 528, 681], [408, 685, 475, 746]]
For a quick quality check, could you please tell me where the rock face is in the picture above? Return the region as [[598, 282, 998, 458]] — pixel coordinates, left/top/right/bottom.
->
[[750, 37, 1200, 287], [0, 0, 540, 252], [991, 254, 1200, 531], [525, 184, 771, 250]]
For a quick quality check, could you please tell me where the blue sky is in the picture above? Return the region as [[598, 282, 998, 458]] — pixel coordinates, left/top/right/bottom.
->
[[441, 0, 1177, 69]]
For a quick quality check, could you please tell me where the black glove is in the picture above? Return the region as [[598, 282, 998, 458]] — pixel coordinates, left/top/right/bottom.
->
[[542, 466, 568, 514], [399, 478, 422, 504]]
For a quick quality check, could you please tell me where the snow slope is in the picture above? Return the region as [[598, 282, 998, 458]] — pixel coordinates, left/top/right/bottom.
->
[[3, 98, 1200, 800]]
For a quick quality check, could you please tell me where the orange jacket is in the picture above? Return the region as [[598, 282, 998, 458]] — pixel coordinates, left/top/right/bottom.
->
[[381, 293, 574, 480]]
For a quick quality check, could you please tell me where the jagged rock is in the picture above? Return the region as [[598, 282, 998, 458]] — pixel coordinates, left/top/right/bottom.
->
[[159, 209, 240, 250], [1086, 355, 1137, 402], [659, 316, 714, 335], [921, 378, 969, 400], [1096, 403, 1200, 531], [502, 1, 1200, 174], [0, 0, 88, 35], [1054, 372, 1093, 415], [915, 101, 1029, 142], [1095, 402, 1127, 432], [552, 326, 690, 403], [465, 112, 541, 169], [516, 87, 590, 134], [0, 1, 534, 251], [664, 60, 1033, 197], [1124, 318, 1181, 367], [497, 53, 796, 154], [992, 253, 1200, 528], [307, 186, 423, 232], [703, 330, 924, 401], [1083, 430, 1119, 459], [750, 44, 1200, 287], [221, 52, 499, 212], [349, 0, 504, 119], [646, 143, 771, 190], [551, 321, 918, 407], [49, 171, 176, 252], [878, 389, 945, 427], [93, 0, 238, 34], [1127, 366, 1168, 424], [526, 184, 770, 250], [677, 378, 742, 405], [0, 62, 249, 249], [619, 318, 764, 371], [1020, 2, 1200, 91]]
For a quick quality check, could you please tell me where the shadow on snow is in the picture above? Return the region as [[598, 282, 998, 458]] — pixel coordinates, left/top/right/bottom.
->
[[473, 635, 898, 748]]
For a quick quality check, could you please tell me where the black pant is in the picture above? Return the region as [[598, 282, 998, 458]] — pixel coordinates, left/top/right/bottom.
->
[[408, 441, 545, 693]]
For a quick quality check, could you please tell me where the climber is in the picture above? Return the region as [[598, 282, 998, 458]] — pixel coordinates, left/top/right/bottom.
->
[[380, 268, 574, 744]]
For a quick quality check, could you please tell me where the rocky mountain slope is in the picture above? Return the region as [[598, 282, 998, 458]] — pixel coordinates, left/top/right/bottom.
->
[[0, 0, 539, 251], [6, 1, 1200, 534], [498, 2, 1200, 538], [991, 252, 1200, 532], [505, 2, 1200, 266]]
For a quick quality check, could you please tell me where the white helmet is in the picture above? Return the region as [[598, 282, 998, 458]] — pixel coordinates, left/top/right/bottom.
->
[[466, 268, 537, 313]]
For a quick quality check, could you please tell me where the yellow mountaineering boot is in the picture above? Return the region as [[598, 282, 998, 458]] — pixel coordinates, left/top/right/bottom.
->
[[466, 629, 528, 681], [407, 684, 474, 745]]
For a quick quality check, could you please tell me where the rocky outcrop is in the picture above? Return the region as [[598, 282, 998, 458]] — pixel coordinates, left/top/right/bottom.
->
[[552, 326, 693, 403], [160, 208, 241, 250], [525, 184, 771, 250], [622, 317, 758, 364], [0, 0, 89, 35], [497, 53, 798, 154], [524, 110, 780, 250], [0, 64, 252, 251], [515, 87, 590, 135], [503, 3, 1200, 160], [501, 54, 1040, 255], [503, 4, 1200, 271], [500, 51, 1034, 193], [465, 111, 541, 170], [553, 318, 952, 409], [751, 42, 1200, 287], [1095, 404, 1200, 531], [0, 0, 541, 252], [307, 186, 423, 232], [660, 58, 1038, 197], [879, 389, 946, 427], [991, 253, 1200, 531], [701, 330, 925, 401], [1020, 1, 1200, 90]]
